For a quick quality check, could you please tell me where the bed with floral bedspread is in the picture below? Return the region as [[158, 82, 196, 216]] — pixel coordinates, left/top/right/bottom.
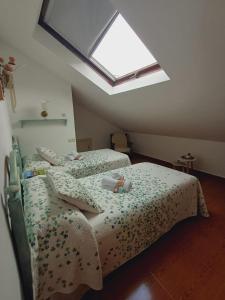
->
[[22, 162, 208, 300], [62, 149, 131, 178], [24, 149, 131, 178]]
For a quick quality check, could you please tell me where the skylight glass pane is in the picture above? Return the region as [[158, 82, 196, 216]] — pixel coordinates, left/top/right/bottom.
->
[[91, 14, 157, 79]]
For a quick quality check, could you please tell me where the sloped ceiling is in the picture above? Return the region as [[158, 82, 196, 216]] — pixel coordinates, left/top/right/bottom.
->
[[0, 0, 225, 141]]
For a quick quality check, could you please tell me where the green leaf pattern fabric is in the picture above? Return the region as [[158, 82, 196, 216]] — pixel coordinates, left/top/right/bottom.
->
[[79, 163, 209, 276], [22, 162, 208, 300], [25, 149, 130, 178], [24, 160, 50, 172], [63, 149, 131, 178], [47, 170, 104, 213], [23, 154, 51, 171], [22, 177, 102, 300]]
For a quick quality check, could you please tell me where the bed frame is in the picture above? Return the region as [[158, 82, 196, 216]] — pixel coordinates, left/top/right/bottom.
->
[[12, 135, 23, 176], [4, 149, 33, 300]]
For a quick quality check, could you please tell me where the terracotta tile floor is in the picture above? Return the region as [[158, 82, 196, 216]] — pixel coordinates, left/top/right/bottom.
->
[[83, 154, 225, 300]]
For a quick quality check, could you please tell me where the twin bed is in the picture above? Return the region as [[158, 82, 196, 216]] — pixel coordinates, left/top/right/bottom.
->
[[23, 148, 131, 179], [6, 142, 209, 300]]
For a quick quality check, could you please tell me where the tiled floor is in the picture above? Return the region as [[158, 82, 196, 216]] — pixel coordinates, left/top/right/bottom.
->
[[83, 154, 225, 300]]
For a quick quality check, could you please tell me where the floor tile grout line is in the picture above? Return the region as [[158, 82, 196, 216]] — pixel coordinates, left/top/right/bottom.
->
[[150, 271, 176, 300]]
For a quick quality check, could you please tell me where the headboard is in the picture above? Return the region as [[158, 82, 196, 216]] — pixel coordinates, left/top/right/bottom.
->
[[4, 149, 33, 300], [12, 135, 23, 176]]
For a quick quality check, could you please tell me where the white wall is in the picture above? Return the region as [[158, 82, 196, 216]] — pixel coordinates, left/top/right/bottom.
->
[[0, 40, 76, 156], [0, 103, 12, 194], [130, 132, 225, 178], [0, 100, 22, 300], [74, 102, 120, 149]]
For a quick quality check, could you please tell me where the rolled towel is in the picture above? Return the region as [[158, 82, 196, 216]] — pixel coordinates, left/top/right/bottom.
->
[[121, 180, 132, 193], [111, 173, 122, 180], [65, 151, 83, 161], [102, 175, 132, 193], [114, 178, 132, 193], [101, 176, 117, 192], [66, 154, 75, 161]]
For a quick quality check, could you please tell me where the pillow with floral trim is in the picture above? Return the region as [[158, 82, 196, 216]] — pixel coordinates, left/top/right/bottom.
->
[[47, 170, 104, 213], [36, 147, 64, 166]]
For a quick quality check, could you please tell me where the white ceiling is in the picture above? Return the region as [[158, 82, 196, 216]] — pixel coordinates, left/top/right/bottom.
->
[[0, 0, 225, 141]]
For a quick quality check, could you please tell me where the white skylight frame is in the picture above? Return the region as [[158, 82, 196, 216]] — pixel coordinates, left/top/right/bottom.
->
[[39, 0, 170, 93], [91, 14, 158, 81]]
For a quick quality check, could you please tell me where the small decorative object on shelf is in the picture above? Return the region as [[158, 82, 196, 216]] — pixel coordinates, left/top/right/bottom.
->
[[41, 100, 48, 118], [181, 152, 194, 160], [0, 55, 17, 111]]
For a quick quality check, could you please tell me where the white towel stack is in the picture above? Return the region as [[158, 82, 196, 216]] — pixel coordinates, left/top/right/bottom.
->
[[65, 150, 83, 161], [102, 173, 132, 193]]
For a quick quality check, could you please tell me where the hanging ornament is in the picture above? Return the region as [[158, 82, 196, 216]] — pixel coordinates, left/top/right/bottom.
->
[[0, 55, 17, 111]]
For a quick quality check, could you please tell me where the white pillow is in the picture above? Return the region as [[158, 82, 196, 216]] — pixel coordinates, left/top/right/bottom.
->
[[36, 147, 64, 166], [47, 170, 104, 213]]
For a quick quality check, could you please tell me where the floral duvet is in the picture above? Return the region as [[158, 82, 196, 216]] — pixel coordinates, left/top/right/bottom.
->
[[23, 177, 102, 300], [80, 162, 209, 276], [62, 149, 131, 178], [24, 149, 131, 178], [22, 162, 208, 300]]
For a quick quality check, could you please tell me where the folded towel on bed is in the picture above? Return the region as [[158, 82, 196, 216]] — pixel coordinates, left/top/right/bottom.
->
[[111, 173, 122, 180], [102, 174, 132, 193], [65, 150, 83, 161]]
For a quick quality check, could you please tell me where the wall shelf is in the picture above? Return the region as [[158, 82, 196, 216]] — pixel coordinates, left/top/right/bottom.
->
[[20, 118, 67, 128]]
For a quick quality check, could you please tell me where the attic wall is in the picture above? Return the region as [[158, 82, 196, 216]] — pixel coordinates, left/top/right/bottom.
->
[[0, 103, 11, 197], [129, 132, 225, 178], [74, 101, 120, 150], [0, 40, 76, 156], [0, 100, 22, 299]]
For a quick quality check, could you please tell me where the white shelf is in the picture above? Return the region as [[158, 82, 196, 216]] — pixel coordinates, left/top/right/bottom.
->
[[20, 118, 67, 128]]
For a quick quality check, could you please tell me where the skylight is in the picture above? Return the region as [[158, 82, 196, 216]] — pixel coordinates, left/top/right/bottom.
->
[[91, 14, 157, 80], [39, 0, 169, 91]]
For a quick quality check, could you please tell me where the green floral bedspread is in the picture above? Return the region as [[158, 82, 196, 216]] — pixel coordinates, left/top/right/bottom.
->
[[24, 149, 131, 179], [22, 177, 102, 300], [22, 162, 208, 299], [62, 149, 131, 178], [79, 162, 209, 276], [23, 154, 50, 171]]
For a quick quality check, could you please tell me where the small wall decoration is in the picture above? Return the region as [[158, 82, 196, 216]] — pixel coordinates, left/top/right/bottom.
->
[[41, 101, 48, 118], [0, 55, 17, 111]]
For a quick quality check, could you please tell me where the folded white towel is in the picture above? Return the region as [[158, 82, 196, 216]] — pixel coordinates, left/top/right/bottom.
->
[[65, 151, 83, 161], [121, 180, 132, 192], [66, 154, 75, 161], [111, 173, 122, 180], [102, 174, 132, 193], [102, 176, 117, 192]]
